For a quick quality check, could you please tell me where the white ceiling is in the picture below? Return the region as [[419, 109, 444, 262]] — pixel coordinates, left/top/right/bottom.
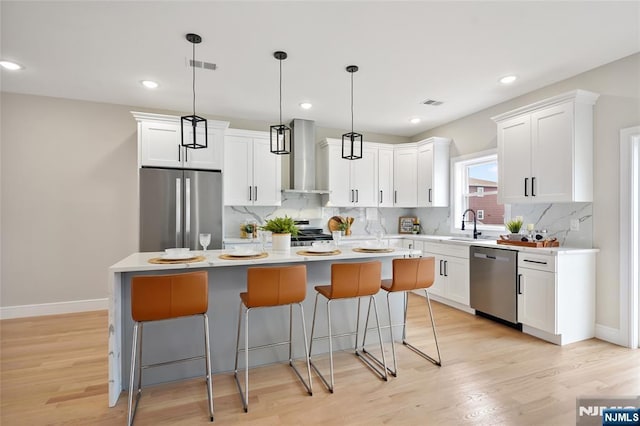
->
[[1, 1, 639, 137]]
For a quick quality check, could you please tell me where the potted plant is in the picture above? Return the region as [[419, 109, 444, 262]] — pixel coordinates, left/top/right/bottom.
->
[[261, 216, 299, 251], [505, 218, 523, 240]]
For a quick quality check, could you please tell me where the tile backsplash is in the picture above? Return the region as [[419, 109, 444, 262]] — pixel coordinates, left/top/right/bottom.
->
[[224, 195, 593, 248]]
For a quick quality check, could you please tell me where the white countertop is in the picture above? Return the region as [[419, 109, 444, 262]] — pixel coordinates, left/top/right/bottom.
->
[[110, 246, 421, 273]]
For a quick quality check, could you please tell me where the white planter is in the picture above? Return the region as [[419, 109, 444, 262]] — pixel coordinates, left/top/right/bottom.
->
[[271, 233, 291, 252]]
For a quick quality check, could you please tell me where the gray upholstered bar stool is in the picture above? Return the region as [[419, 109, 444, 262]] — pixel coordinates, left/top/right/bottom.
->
[[128, 270, 213, 425], [364, 256, 441, 377], [234, 264, 312, 412], [308, 261, 387, 393]]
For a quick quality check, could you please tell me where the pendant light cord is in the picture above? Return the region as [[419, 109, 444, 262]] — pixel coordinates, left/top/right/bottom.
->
[[350, 71, 354, 133], [192, 41, 196, 116], [279, 58, 283, 126]]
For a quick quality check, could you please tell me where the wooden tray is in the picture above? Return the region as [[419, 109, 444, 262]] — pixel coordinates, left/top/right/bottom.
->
[[352, 247, 395, 253], [497, 240, 559, 248], [218, 252, 268, 260], [148, 255, 206, 264], [296, 249, 341, 256]]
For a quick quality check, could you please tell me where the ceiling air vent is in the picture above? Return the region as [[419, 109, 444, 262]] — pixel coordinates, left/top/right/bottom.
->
[[422, 99, 444, 106], [188, 58, 217, 71]]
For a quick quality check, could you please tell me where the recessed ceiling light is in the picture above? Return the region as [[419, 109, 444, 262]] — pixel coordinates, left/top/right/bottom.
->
[[0, 60, 23, 71], [141, 80, 159, 89], [499, 75, 517, 84], [409, 117, 421, 124], [299, 102, 312, 110]]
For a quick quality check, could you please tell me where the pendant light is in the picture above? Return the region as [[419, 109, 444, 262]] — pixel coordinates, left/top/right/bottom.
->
[[342, 65, 363, 160], [270, 51, 291, 155], [181, 33, 208, 150]]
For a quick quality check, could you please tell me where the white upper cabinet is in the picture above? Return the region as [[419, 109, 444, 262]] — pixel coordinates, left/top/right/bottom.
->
[[493, 90, 599, 204], [416, 137, 451, 207], [133, 112, 228, 170], [393, 144, 418, 207], [377, 146, 394, 207], [223, 129, 281, 206], [318, 139, 378, 207]]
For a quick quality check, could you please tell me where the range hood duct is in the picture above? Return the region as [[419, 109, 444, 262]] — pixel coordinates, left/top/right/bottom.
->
[[286, 119, 329, 194]]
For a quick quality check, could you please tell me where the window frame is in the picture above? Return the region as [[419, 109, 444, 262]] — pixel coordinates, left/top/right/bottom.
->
[[450, 149, 509, 237]]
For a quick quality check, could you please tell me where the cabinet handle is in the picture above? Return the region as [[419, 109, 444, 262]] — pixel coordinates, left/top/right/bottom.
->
[[517, 274, 523, 294], [439, 259, 443, 276], [428, 188, 432, 203], [178, 145, 181, 162], [524, 178, 529, 196], [379, 190, 383, 204], [185, 147, 188, 162], [444, 260, 448, 277], [531, 177, 536, 197], [355, 189, 359, 203], [254, 186, 258, 202], [523, 259, 547, 265], [249, 186, 252, 201], [394, 190, 397, 204]]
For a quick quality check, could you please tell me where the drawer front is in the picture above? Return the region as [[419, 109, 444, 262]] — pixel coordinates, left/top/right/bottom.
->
[[423, 241, 469, 259], [518, 253, 556, 273]]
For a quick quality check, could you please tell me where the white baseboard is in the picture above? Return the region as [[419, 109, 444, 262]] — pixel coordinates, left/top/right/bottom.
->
[[595, 323, 628, 347], [0, 298, 108, 320]]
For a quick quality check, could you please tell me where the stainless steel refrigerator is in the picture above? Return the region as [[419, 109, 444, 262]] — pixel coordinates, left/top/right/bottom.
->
[[139, 167, 223, 252]]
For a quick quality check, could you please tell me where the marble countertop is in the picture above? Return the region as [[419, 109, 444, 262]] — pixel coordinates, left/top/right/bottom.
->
[[110, 246, 421, 273]]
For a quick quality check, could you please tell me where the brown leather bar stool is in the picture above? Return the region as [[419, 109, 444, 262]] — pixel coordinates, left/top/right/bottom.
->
[[308, 261, 387, 393], [127, 271, 213, 425], [234, 264, 312, 412], [364, 256, 441, 377]]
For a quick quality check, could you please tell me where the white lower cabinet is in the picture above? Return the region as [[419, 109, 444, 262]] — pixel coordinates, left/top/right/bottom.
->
[[517, 251, 595, 345], [411, 240, 470, 308]]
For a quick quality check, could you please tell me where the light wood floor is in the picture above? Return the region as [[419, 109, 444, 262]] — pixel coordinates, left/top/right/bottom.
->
[[2, 295, 639, 425]]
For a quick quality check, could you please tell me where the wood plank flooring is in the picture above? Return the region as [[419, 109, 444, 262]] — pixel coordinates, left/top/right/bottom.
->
[[2, 295, 639, 425]]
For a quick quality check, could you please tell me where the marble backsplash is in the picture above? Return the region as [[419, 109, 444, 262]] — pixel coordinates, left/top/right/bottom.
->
[[224, 195, 593, 248]]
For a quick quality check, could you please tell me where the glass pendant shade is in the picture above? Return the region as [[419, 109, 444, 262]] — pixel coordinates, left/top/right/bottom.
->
[[270, 123, 291, 155], [342, 65, 362, 160], [181, 33, 208, 150], [270, 51, 290, 155], [342, 131, 363, 160]]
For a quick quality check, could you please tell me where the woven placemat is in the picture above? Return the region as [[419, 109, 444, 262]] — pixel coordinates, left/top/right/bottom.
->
[[218, 252, 269, 260], [352, 247, 395, 253], [296, 249, 342, 256], [148, 255, 206, 264]]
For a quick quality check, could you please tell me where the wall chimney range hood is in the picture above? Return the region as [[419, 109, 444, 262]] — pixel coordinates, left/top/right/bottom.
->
[[282, 119, 330, 194]]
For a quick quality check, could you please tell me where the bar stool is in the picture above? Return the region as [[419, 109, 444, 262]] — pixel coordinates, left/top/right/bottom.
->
[[128, 270, 213, 425], [364, 256, 441, 377], [234, 264, 312, 412], [308, 261, 387, 393]]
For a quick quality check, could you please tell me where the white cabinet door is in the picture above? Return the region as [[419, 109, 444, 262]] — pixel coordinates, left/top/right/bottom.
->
[[325, 143, 352, 206], [184, 127, 225, 170], [518, 268, 556, 334], [252, 137, 281, 206], [445, 256, 469, 306], [530, 102, 574, 202], [394, 146, 417, 207], [417, 143, 434, 206], [497, 115, 532, 204], [223, 135, 253, 206], [140, 121, 182, 168], [351, 146, 378, 207], [378, 147, 394, 207], [429, 254, 447, 298]]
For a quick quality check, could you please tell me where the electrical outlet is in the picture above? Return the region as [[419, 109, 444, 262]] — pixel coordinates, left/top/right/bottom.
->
[[570, 219, 580, 231]]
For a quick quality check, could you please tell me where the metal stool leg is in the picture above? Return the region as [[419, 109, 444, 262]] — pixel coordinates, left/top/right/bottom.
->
[[233, 301, 250, 412], [357, 296, 389, 381], [401, 290, 442, 366], [203, 313, 214, 421], [286, 303, 313, 395], [127, 322, 143, 426], [386, 291, 398, 376], [308, 294, 335, 393]]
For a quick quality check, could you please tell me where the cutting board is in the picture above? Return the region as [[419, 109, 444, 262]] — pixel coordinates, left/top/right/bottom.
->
[[328, 216, 344, 232]]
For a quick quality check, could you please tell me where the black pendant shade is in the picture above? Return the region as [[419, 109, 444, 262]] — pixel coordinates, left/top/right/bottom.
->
[[181, 33, 208, 150], [270, 51, 291, 155], [342, 65, 363, 160]]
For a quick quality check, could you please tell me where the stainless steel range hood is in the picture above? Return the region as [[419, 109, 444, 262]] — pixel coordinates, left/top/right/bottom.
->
[[283, 119, 330, 194]]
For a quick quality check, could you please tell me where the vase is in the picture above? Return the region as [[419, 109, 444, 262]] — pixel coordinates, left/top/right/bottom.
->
[[271, 233, 291, 252], [508, 233, 522, 241]]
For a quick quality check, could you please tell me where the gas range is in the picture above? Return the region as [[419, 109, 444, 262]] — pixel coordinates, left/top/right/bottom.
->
[[291, 220, 333, 247]]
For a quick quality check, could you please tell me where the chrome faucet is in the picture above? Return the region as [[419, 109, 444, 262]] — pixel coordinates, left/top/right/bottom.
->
[[461, 209, 481, 239]]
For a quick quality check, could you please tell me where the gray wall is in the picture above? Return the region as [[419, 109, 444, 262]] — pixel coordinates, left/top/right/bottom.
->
[[413, 52, 640, 329], [0, 93, 405, 307]]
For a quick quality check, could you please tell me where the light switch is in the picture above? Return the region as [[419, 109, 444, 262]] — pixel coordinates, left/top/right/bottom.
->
[[570, 219, 580, 231]]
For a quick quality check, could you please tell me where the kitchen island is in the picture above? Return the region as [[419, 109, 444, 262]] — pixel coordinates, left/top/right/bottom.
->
[[107, 246, 420, 406]]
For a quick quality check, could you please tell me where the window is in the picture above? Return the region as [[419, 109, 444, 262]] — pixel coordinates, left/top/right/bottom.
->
[[451, 150, 508, 234]]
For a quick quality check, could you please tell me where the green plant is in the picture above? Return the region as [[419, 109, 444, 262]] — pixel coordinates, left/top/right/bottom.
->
[[505, 218, 523, 233], [337, 220, 349, 231], [260, 216, 299, 236]]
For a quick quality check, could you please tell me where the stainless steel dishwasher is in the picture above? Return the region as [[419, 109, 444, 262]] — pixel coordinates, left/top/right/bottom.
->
[[469, 246, 520, 327]]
